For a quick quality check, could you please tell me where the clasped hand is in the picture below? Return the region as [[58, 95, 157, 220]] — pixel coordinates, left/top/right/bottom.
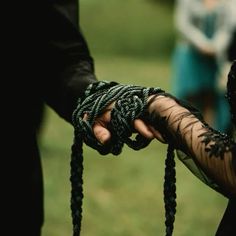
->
[[87, 95, 179, 145]]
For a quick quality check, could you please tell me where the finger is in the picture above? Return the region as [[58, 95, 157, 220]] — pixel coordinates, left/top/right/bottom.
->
[[134, 119, 154, 139], [83, 112, 89, 121], [83, 102, 114, 122], [99, 108, 112, 123], [94, 101, 114, 123], [148, 125, 167, 143], [93, 123, 111, 144], [90, 102, 114, 144]]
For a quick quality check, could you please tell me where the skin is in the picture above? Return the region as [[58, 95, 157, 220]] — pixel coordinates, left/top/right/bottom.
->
[[92, 96, 165, 144]]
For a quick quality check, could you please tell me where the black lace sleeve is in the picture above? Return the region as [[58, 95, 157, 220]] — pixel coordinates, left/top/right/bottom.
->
[[147, 61, 236, 198]]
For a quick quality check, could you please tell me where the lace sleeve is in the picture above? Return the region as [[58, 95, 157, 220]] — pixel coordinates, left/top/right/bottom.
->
[[147, 93, 236, 198]]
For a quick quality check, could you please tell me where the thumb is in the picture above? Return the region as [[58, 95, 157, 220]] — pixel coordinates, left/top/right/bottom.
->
[[93, 123, 111, 144]]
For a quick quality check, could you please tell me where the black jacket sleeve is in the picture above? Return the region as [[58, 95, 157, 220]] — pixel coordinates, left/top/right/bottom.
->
[[41, 0, 97, 122]]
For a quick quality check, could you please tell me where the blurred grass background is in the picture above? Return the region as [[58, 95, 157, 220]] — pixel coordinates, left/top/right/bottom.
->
[[40, 0, 228, 235]]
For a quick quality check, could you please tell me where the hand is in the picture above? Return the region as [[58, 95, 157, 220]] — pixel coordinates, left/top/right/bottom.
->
[[199, 45, 215, 56], [90, 98, 166, 145]]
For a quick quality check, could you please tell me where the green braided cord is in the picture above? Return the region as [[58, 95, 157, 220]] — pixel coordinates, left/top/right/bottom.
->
[[70, 80, 176, 236]]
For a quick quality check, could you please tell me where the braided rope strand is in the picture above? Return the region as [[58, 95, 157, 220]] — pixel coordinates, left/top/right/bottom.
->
[[70, 134, 84, 236], [164, 144, 176, 236]]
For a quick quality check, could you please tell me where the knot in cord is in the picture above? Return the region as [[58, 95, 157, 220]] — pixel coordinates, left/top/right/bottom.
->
[[72, 81, 163, 155], [70, 81, 177, 236]]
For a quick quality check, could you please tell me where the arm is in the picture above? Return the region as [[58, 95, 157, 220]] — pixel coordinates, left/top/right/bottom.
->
[[42, 0, 97, 122], [148, 95, 236, 197], [146, 62, 236, 198]]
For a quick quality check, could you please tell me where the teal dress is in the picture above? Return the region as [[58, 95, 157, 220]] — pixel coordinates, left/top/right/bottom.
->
[[172, 13, 231, 132]]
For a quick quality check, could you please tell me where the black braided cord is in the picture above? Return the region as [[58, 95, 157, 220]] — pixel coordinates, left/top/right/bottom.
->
[[164, 144, 176, 236], [71, 81, 176, 236]]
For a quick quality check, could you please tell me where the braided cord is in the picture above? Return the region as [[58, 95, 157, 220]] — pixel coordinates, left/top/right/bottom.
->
[[70, 81, 177, 235], [70, 137, 83, 236], [164, 144, 176, 236]]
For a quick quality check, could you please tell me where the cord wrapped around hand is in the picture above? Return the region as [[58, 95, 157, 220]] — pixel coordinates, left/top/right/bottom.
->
[[71, 81, 166, 236]]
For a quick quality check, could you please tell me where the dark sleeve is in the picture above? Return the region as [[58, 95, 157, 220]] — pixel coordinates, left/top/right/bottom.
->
[[42, 0, 97, 122], [215, 199, 236, 236]]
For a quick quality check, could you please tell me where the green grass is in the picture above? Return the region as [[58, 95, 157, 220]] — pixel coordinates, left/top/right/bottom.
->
[[80, 0, 176, 59], [40, 56, 227, 236]]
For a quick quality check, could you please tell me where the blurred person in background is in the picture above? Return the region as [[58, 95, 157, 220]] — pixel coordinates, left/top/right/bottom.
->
[[171, 0, 234, 133]]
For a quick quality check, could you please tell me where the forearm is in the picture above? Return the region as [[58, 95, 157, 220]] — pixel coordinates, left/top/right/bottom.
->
[[148, 95, 236, 197]]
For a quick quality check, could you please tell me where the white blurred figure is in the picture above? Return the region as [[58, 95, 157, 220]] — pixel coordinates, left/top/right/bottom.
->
[[171, 0, 234, 133]]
